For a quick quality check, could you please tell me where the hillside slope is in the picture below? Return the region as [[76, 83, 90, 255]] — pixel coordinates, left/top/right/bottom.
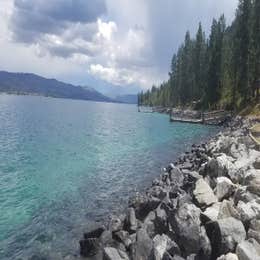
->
[[0, 71, 113, 102]]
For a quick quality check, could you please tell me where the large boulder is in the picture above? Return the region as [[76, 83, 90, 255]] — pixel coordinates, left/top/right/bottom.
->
[[206, 217, 246, 258], [206, 154, 235, 179], [193, 179, 217, 207], [236, 200, 260, 222], [215, 177, 236, 201], [236, 238, 260, 260], [207, 134, 236, 155], [170, 203, 210, 257], [131, 228, 153, 260], [234, 186, 259, 204], [152, 234, 178, 260], [248, 219, 260, 244], [217, 200, 240, 220]]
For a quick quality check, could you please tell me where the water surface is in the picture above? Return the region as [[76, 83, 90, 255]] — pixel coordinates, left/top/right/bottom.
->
[[0, 95, 218, 259]]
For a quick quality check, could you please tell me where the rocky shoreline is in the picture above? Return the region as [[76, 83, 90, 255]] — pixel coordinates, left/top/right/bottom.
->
[[79, 116, 260, 260]]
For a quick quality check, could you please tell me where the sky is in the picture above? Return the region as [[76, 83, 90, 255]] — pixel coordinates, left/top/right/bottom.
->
[[0, 0, 238, 96]]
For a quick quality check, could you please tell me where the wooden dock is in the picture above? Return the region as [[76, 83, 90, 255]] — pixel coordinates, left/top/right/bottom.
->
[[138, 106, 232, 126], [170, 117, 203, 124], [170, 110, 232, 126]]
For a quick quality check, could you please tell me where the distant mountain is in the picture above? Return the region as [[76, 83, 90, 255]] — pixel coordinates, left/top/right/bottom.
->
[[0, 71, 113, 103], [115, 94, 138, 104]]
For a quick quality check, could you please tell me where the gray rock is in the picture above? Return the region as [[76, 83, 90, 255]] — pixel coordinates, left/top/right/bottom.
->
[[215, 177, 236, 201], [201, 202, 221, 222], [249, 219, 260, 232], [114, 231, 132, 249], [248, 229, 260, 245], [170, 203, 210, 256], [248, 219, 260, 243], [200, 225, 212, 258], [243, 169, 260, 186], [109, 217, 123, 233], [169, 167, 184, 186], [153, 234, 172, 260], [126, 207, 137, 233], [172, 256, 185, 260], [253, 158, 260, 169], [162, 252, 174, 260], [132, 228, 153, 260], [148, 186, 168, 200], [206, 154, 235, 178], [103, 247, 128, 260], [217, 200, 240, 220], [186, 254, 196, 260], [154, 206, 168, 235], [234, 186, 258, 204], [193, 178, 217, 207], [129, 193, 161, 220], [236, 238, 260, 260], [100, 230, 113, 245], [206, 217, 246, 257], [217, 253, 239, 260], [236, 200, 260, 222], [247, 184, 260, 196]]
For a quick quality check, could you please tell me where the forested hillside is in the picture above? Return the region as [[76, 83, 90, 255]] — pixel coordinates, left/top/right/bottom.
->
[[138, 0, 260, 111], [0, 71, 113, 103]]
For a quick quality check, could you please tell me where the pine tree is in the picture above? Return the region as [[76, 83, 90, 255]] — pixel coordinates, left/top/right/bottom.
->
[[251, 0, 260, 98], [194, 23, 207, 100], [235, 0, 252, 105]]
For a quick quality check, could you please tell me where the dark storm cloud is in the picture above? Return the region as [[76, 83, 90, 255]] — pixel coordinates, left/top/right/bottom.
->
[[11, 0, 106, 42]]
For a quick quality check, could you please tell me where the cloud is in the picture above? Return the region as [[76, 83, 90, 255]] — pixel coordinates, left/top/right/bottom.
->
[[11, 0, 106, 40], [2, 0, 239, 91]]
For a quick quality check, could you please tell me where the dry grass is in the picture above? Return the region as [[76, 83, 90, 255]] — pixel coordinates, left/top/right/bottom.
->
[[239, 100, 260, 117], [250, 124, 260, 144]]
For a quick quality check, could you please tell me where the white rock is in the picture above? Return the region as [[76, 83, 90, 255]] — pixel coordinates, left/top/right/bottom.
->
[[217, 217, 246, 249], [193, 179, 217, 207], [237, 200, 260, 222], [236, 238, 260, 260], [243, 169, 260, 186], [202, 203, 221, 221], [217, 253, 239, 260], [153, 234, 170, 260], [216, 177, 236, 201], [104, 247, 127, 260]]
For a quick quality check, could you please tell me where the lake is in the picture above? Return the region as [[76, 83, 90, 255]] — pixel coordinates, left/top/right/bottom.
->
[[0, 95, 218, 259]]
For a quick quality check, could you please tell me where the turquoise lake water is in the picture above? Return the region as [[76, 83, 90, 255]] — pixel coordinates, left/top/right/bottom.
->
[[0, 94, 218, 259]]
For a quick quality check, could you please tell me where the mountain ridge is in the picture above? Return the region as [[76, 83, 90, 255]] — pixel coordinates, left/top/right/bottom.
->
[[0, 71, 114, 103]]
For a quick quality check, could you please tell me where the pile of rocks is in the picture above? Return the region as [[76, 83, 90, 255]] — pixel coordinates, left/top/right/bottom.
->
[[79, 117, 260, 260]]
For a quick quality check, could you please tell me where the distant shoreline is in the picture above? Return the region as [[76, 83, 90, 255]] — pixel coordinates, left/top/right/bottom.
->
[[0, 91, 124, 104]]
